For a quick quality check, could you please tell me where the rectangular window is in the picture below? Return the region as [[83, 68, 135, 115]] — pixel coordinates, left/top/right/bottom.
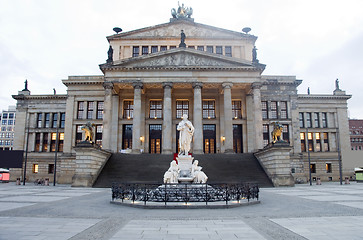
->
[[132, 46, 139, 57], [60, 113, 65, 128], [315, 132, 321, 152], [282, 124, 289, 142], [1, 120, 6, 125], [314, 113, 320, 128], [37, 113, 42, 128], [95, 125, 103, 146], [52, 113, 58, 128], [232, 101, 242, 119], [122, 124, 133, 149], [322, 113, 328, 128], [42, 133, 48, 152], [44, 113, 50, 128], [202, 100, 216, 119], [225, 46, 232, 57], [87, 101, 94, 119], [7, 120, 13, 125], [35, 133, 41, 152], [188, 46, 195, 49], [151, 46, 158, 53], [2, 113, 7, 119], [263, 124, 269, 146], [176, 100, 189, 119], [8, 113, 14, 119], [76, 125, 83, 144], [310, 164, 316, 173], [0, 140, 2, 145], [77, 102, 84, 119], [32, 164, 39, 173], [280, 101, 288, 119], [123, 100, 134, 119], [299, 112, 304, 128], [48, 164, 54, 174], [58, 132, 64, 152], [96, 101, 104, 119], [197, 46, 204, 51], [323, 132, 329, 151], [206, 46, 213, 53], [308, 132, 313, 151], [270, 101, 278, 119], [300, 132, 306, 152], [216, 46, 223, 55], [170, 46, 177, 49], [142, 46, 148, 55], [326, 163, 332, 173], [51, 132, 57, 152], [306, 113, 312, 128], [262, 101, 268, 119], [149, 100, 162, 119], [160, 46, 167, 51]]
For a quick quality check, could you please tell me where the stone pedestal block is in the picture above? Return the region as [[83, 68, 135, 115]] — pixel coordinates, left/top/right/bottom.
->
[[72, 142, 111, 187], [254, 142, 294, 187]]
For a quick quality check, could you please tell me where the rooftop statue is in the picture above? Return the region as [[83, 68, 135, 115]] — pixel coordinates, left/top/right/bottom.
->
[[23, 79, 28, 91], [171, 2, 193, 18], [106, 46, 113, 64], [335, 78, 340, 90], [179, 30, 186, 48]]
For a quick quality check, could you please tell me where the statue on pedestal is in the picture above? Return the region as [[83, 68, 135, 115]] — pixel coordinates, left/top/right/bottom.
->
[[177, 114, 194, 155], [271, 122, 283, 143], [192, 160, 208, 183], [81, 122, 95, 143], [163, 160, 180, 184]]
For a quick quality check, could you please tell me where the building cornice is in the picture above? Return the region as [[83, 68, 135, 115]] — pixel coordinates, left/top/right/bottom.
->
[[298, 94, 352, 100], [12, 94, 68, 101]]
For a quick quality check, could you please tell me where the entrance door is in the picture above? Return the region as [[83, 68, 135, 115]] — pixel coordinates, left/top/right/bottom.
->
[[203, 124, 216, 154], [149, 124, 162, 154], [122, 124, 133, 149], [233, 124, 243, 153]]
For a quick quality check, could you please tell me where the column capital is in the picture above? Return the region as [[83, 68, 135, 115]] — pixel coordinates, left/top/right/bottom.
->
[[192, 82, 203, 89], [163, 82, 173, 89], [133, 82, 143, 89], [251, 82, 262, 90], [103, 82, 114, 90], [222, 82, 233, 89]]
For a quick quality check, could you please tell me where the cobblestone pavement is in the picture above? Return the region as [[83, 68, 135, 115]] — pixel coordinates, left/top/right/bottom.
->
[[0, 182, 362, 240]]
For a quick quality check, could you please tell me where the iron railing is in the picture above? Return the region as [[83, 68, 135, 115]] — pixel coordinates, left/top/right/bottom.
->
[[111, 182, 259, 205]]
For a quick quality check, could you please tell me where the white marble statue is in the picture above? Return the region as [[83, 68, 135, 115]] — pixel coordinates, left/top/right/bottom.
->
[[191, 160, 208, 183], [163, 160, 180, 184], [177, 114, 194, 155]]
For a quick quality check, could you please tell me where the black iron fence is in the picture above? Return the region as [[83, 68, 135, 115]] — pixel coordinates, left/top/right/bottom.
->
[[111, 182, 259, 205]]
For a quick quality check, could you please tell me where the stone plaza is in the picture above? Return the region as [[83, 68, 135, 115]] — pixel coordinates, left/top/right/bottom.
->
[[0, 182, 362, 240]]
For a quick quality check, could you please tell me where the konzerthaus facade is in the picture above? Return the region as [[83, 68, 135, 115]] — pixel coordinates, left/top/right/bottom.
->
[[11, 8, 352, 184]]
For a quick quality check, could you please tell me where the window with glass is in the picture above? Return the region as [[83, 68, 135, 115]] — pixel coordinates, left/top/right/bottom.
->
[[132, 46, 140, 57], [44, 113, 50, 128], [149, 100, 162, 119], [197, 46, 204, 51], [76, 125, 83, 144], [306, 113, 312, 128], [310, 163, 316, 173], [52, 113, 58, 128], [8, 120, 13, 125], [48, 164, 54, 174], [33, 164, 39, 173], [60, 113, 65, 128], [42, 133, 48, 152], [2, 113, 7, 119], [322, 113, 327, 128], [308, 132, 313, 151], [97, 101, 104, 119], [206, 46, 213, 53], [270, 101, 278, 119], [8, 113, 14, 119], [151, 46, 158, 53], [1, 127, 5, 131], [280, 102, 288, 119], [326, 163, 332, 173], [315, 132, 321, 151], [216, 46, 223, 55], [232, 101, 242, 119], [37, 113, 42, 128], [262, 101, 268, 119], [87, 101, 94, 119], [188, 46, 195, 49], [51, 132, 57, 152], [1, 120, 6, 125], [35, 133, 41, 152], [323, 132, 329, 151], [225, 46, 232, 57], [314, 113, 320, 128], [160, 46, 167, 51], [58, 133, 64, 152], [95, 125, 103, 146], [123, 101, 134, 119], [299, 112, 304, 128], [170, 46, 177, 49], [77, 102, 84, 119], [142, 46, 148, 55], [300, 132, 306, 152], [263, 124, 270, 146], [282, 124, 289, 142], [176, 100, 189, 119], [202, 100, 215, 119], [0, 140, 2, 145]]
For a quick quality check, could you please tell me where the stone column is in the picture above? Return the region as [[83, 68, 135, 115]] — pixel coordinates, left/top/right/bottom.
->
[[222, 82, 234, 153], [102, 82, 113, 151], [132, 82, 143, 153], [63, 95, 75, 153], [162, 82, 173, 154], [252, 83, 263, 151], [193, 83, 203, 154]]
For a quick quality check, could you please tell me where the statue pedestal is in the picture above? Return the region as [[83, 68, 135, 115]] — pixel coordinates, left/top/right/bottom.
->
[[176, 154, 194, 182]]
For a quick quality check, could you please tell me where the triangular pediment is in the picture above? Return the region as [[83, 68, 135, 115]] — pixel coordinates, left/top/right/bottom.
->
[[107, 19, 256, 41], [103, 48, 255, 69]]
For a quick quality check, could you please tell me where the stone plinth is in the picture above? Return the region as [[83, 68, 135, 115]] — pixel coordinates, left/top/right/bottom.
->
[[72, 142, 111, 187], [254, 142, 294, 187], [176, 155, 194, 179]]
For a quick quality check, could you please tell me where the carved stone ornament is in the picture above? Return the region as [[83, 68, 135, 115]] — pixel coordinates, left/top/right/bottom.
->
[[132, 82, 143, 89]]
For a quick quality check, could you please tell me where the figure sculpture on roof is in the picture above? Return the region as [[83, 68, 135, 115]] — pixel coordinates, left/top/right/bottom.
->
[[23, 79, 28, 91], [171, 2, 193, 18], [107, 45, 113, 63], [179, 30, 186, 48], [335, 78, 340, 90]]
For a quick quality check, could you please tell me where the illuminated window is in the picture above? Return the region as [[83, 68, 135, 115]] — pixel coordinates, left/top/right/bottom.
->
[[308, 132, 313, 151], [149, 100, 162, 119], [323, 132, 329, 151], [300, 132, 306, 152], [202, 100, 215, 119], [35, 133, 40, 152], [176, 100, 189, 119], [123, 101, 134, 119], [42, 133, 48, 152], [315, 133, 321, 151], [232, 101, 242, 119], [33, 164, 39, 173], [310, 164, 316, 173], [326, 163, 332, 173]]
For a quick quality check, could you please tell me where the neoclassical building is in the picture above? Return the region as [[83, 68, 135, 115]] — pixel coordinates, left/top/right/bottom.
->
[[11, 7, 352, 184]]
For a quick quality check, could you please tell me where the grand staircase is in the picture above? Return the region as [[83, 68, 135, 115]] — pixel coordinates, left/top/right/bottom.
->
[[93, 153, 273, 188]]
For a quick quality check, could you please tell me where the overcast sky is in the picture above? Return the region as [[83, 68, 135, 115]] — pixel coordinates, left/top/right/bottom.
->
[[1, 0, 362, 118]]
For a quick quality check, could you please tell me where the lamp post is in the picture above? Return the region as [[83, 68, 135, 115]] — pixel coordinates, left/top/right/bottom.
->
[[306, 128, 312, 186]]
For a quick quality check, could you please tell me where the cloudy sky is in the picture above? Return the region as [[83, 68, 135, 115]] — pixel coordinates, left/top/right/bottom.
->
[[1, 0, 362, 118]]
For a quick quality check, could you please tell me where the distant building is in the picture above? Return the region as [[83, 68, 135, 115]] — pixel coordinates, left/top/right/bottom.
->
[[349, 119, 363, 151], [0, 106, 16, 151]]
